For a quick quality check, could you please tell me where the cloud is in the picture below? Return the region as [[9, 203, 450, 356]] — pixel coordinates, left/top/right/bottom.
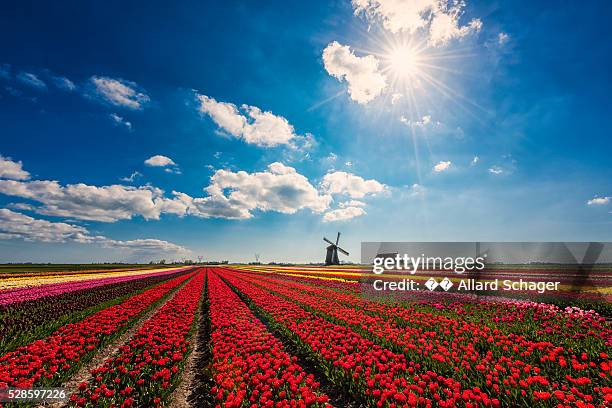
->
[[391, 93, 403, 104], [164, 167, 182, 175], [0, 156, 331, 222], [16, 72, 47, 90], [120, 171, 142, 183], [109, 113, 133, 131], [7, 202, 35, 211], [498, 32, 510, 45], [352, 0, 482, 46], [401, 114, 436, 128], [0, 208, 188, 255], [488, 165, 504, 175], [50, 75, 76, 91], [338, 200, 366, 208], [0, 208, 90, 242], [429, 13, 482, 47], [0, 155, 31, 180], [196, 94, 308, 148], [88, 76, 150, 110], [323, 206, 366, 222], [322, 41, 387, 104], [587, 196, 610, 206], [144, 155, 176, 167], [144, 155, 181, 174], [321, 171, 387, 198], [433, 160, 451, 172], [0, 179, 184, 222], [0, 156, 392, 223], [101, 238, 188, 255], [183, 162, 332, 219]]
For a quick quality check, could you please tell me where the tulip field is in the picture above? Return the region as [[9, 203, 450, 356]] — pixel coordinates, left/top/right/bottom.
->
[[0, 265, 610, 407]]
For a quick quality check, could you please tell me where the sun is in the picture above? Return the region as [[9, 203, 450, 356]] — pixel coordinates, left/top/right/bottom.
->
[[386, 45, 421, 79]]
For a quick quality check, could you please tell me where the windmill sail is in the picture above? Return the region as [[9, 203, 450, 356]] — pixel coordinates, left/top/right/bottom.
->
[[324, 232, 349, 265]]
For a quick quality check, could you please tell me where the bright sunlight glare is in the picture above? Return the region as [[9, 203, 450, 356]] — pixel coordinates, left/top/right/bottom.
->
[[387, 46, 420, 78]]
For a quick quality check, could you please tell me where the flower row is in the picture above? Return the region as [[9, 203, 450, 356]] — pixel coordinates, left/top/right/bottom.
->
[[0, 267, 192, 306], [235, 271, 610, 407], [208, 271, 330, 407], [0, 272, 193, 388], [0, 270, 188, 355], [70, 270, 206, 407], [219, 269, 497, 408]]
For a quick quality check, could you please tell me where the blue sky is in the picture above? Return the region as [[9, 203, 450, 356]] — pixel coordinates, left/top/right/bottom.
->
[[0, 0, 610, 263]]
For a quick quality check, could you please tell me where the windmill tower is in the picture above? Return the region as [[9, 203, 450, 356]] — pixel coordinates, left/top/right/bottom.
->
[[323, 232, 349, 265], [254, 253, 261, 264]]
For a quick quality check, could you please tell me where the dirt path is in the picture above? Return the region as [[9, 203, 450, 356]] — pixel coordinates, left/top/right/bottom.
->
[[169, 269, 212, 408], [168, 304, 203, 408], [41, 279, 189, 408]]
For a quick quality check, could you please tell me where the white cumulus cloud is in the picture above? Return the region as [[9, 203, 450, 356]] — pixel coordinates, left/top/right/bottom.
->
[[321, 171, 387, 198], [433, 160, 451, 172], [0, 156, 394, 224], [587, 196, 610, 206], [323, 206, 367, 222], [322, 41, 387, 104], [0, 179, 184, 222], [144, 155, 176, 167], [0, 208, 188, 255], [352, 0, 482, 46], [197, 94, 308, 148], [0, 155, 31, 180], [183, 162, 332, 219], [88, 76, 150, 110], [0, 208, 89, 242]]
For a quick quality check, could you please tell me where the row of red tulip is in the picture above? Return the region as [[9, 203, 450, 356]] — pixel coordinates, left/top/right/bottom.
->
[[208, 270, 331, 407], [234, 271, 611, 407], [242, 269, 610, 350], [239, 271, 609, 372], [0, 270, 188, 355], [244, 268, 612, 363], [69, 270, 206, 407], [0, 272, 194, 389], [218, 269, 499, 408]]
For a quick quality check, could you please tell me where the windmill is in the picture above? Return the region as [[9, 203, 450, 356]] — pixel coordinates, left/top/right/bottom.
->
[[254, 253, 261, 264], [323, 232, 349, 265]]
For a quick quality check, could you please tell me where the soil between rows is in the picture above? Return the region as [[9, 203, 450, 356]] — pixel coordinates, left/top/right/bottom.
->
[[170, 269, 214, 408]]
